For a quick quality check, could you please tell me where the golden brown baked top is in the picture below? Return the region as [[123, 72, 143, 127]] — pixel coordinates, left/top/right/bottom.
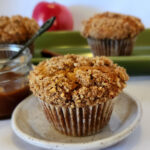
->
[[29, 55, 129, 107], [0, 15, 39, 43], [81, 12, 144, 39]]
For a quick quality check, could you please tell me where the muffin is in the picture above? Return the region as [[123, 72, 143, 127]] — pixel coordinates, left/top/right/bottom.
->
[[29, 55, 129, 136], [0, 15, 39, 54], [81, 12, 144, 56]]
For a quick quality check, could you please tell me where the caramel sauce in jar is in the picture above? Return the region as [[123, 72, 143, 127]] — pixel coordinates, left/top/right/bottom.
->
[[0, 44, 32, 119], [0, 72, 31, 118]]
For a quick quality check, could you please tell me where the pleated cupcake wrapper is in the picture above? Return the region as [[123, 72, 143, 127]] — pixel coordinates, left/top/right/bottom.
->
[[39, 99, 114, 136], [87, 38, 136, 56]]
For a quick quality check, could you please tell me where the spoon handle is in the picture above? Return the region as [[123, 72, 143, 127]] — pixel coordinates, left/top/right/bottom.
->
[[10, 16, 56, 60]]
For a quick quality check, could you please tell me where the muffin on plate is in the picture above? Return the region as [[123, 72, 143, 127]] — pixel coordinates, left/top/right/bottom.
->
[[29, 54, 129, 136], [0, 15, 39, 54], [81, 12, 144, 56]]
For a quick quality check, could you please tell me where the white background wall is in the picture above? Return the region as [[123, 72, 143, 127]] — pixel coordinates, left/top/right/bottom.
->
[[0, 0, 149, 30]]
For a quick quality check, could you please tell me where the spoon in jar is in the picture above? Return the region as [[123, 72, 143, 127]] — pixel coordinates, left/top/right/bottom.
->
[[0, 16, 56, 70]]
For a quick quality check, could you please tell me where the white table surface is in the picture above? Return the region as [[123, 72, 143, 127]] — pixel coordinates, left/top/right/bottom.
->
[[0, 76, 150, 150]]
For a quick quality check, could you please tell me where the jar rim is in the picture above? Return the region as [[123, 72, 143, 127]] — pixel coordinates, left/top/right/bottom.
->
[[0, 44, 32, 74]]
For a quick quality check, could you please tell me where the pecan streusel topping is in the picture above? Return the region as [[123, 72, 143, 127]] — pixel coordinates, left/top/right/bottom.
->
[[29, 55, 129, 107], [81, 12, 144, 39], [0, 15, 39, 43]]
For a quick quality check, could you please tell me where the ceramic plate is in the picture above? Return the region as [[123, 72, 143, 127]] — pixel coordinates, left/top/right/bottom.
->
[[11, 92, 142, 150]]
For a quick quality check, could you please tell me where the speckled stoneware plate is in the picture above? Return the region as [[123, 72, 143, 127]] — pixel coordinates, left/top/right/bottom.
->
[[11, 92, 142, 150]]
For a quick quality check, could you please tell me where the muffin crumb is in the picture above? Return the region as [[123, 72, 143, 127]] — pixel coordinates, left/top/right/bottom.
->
[[0, 15, 39, 43], [81, 12, 144, 39], [29, 55, 129, 107]]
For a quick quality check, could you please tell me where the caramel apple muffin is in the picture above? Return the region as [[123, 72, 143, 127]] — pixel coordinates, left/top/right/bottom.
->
[[81, 12, 144, 56], [29, 54, 129, 136], [0, 15, 39, 54]]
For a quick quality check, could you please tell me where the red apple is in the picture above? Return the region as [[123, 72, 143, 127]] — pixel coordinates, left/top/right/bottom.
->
[[32, 1, 73, 31]]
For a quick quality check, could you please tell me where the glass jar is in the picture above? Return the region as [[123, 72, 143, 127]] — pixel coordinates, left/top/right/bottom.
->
[[0, 44, 32, 119]]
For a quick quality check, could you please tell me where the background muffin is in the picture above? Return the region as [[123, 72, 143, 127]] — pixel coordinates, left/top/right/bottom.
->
[[81, 12, 144, 56], [29, 55, 129, 136], [0, 15, 39, 54]]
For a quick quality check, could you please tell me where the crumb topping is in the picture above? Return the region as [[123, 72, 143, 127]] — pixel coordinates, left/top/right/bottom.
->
[[29, 55, 129, 107], [0, 15, 39, 43], [81, 12, 144, 39]]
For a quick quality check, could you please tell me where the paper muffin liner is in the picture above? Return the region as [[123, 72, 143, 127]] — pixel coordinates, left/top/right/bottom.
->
[[39, 99, 114, 136], [87, 37, 136, 56]]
